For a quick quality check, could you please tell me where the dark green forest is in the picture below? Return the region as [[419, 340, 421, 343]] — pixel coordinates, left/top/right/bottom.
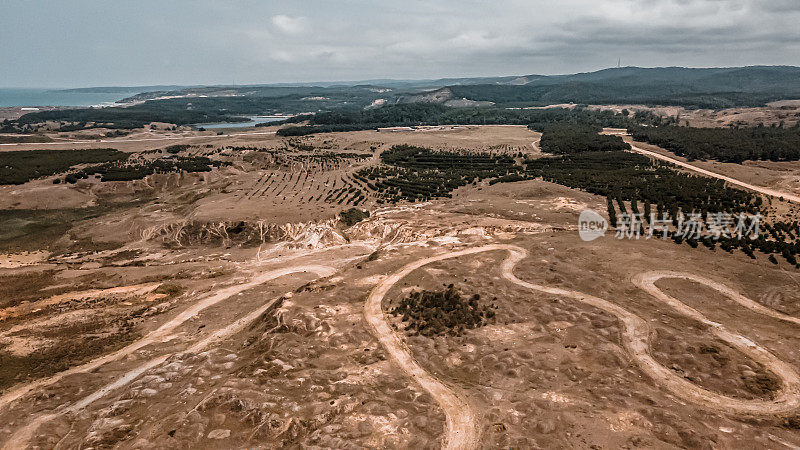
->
[[356, 144, 518, 203], [0, 149, 127, 185], [75, 155, 228, 183], [8, 66, 799, 132], [536, 124, 631, 154], [0, 147, 227, 185], [523, 151, 762, 216], [630, 125, 800, 162], [276, 103, 650, 136], [447, 66, 800, 108]]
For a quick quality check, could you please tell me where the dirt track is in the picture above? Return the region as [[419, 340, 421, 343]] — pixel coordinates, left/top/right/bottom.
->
[[0, 264, 337, 449], [365, 244, 800, 450], [364, 248, 492, 450], [629, 143, 800, 204]]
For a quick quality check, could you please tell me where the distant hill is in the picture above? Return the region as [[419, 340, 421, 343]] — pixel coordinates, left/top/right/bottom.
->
[[444, 66, 800, 108], [11, 66, 800, 131], [116, 66, 800, 109]]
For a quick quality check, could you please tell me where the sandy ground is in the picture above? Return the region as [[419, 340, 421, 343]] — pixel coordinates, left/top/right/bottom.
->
[[1, 126, 800, 448]]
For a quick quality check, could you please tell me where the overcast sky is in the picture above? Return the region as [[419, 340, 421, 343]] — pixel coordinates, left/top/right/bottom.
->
[[2, 0, 799, 88]]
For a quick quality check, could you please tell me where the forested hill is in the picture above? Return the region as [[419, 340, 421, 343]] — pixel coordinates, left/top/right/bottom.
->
[[101, 66, 800, 108], [446, 66, 800, 109], [118, 66, 800, 108], [9, 66, 800, 132]]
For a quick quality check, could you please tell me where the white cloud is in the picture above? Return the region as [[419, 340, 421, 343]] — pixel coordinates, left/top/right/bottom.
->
[[271, 15, 307, 35]]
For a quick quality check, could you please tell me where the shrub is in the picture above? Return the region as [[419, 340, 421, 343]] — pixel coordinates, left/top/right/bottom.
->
[[390, 284, 497, 337], [340, 208, 370, 226]]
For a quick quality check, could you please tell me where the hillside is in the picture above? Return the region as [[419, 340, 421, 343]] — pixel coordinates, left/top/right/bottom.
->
[[9, 66, 800, 131]]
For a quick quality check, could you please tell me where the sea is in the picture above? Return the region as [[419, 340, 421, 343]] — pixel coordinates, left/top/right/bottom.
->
[[0, 89, 290, 127], [0, 88, 140, 107]]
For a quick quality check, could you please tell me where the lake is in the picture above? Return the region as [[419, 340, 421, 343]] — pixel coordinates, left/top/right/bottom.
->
[[193, 116, 287, 129]]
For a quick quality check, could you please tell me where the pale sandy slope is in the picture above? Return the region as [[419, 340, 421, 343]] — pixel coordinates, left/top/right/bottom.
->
[[0, 265, 336, 450]]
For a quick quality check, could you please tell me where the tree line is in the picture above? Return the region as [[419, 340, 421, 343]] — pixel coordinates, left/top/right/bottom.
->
[[630, 125, 800, 163], [0, 148, 127, 185]]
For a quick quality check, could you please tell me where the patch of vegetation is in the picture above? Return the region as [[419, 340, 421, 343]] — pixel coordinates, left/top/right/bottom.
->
[[339, 208, 370, 226], [390, 284, 497, 337], [278, 103, 653, 136], [164, 144, 189, 154], [630, 125, 800, 163], [358, 145, 518, 203], [58, 155, 229, 183], [14, 101, 251, 130], [0, 148, 127, 185], [535, 124, 631, 154], [0, 208, 98, 252], [523, 151, 761, 215], [0, 311, 143, 391], [0, 198, 146, 253], [0, 134, 52, 144], [0, 270, 58, 309]]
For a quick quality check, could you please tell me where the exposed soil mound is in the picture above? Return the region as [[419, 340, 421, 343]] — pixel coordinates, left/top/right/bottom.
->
[[390, 284, 497, 337], [143, 217, 352, 250]]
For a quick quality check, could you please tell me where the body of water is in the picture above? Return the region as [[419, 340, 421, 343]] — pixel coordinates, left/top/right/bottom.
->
[[0, 88, 140, 107], [193, 116, 287, 129]]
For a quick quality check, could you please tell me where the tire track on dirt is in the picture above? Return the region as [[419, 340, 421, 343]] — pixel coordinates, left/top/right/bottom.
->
[[366, 244, 800, 450], [505, 253, 800, 416], [0, 265, 337, 450], [364, 247, 498, 450]]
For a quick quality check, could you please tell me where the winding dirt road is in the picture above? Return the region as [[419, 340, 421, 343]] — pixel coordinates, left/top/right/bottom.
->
[[365, 244, 800, 450], [365, 248, 494, 450], [5, 243, 800, 448], [0, 264, 336, 449]]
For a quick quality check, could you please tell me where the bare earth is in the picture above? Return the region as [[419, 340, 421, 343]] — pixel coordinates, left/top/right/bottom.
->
[[2, 125, 800, 449]]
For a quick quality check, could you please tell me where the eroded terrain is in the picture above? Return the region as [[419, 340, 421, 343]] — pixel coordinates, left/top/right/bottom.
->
[[2, 125, 800, 449]]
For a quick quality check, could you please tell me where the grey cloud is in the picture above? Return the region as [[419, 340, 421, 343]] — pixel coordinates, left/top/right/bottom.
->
[[0, 0, 798, 87]]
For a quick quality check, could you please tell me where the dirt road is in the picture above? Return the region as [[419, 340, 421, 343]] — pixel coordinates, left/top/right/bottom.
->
[[0, 265, 336, 449], [366, 244, 800, 450], [5, 242, 799, 448], [629, 143, 800, 204], [364, 247, 492, 450]]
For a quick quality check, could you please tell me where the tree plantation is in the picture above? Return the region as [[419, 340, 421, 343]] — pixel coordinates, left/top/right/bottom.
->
[[630, 125, 800, 163]]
